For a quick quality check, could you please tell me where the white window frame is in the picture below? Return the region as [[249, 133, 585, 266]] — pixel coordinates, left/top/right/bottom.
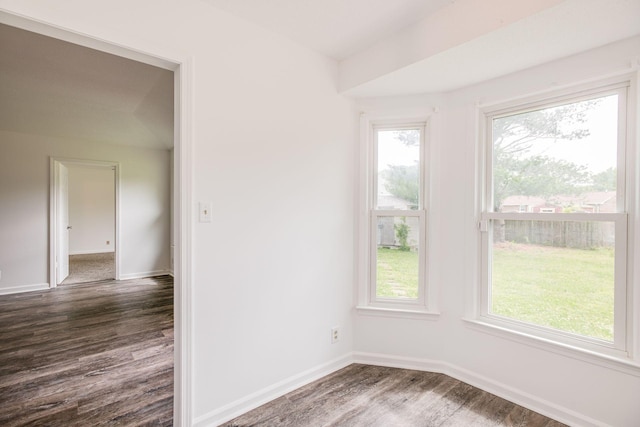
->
[[356, 116, 438, 319], [472, 76, 639, 368]]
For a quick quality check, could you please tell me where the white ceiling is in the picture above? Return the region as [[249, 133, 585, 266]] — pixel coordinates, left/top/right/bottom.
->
[[203, 0, 455, 60], [205, 0, 640, 98], [0, 23, 174, 150], [342, 0, 640, 97]]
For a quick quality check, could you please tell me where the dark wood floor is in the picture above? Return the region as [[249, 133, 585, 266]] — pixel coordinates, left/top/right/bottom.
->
[[225, 364, 567, 427], [0, 276, 174, 426]]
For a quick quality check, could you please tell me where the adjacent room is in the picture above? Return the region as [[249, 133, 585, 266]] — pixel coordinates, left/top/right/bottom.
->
[[0, 1, 639, 426]]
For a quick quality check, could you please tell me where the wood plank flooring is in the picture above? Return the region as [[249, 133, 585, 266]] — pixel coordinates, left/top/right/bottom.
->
[[224, 364, 567, 427], [0, 276, 174, 426]]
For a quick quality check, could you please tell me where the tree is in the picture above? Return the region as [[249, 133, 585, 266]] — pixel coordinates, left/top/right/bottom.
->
[[590, 167, 616, 192], [492, 101, 598, 209], [379, 130, 420, 205], [382, 163, 419, 207], [494, 155, 592, 209]]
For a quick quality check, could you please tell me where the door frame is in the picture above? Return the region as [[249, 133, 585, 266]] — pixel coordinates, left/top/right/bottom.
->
[[1, 11, 194, 426], [49, 158, 120, 287]]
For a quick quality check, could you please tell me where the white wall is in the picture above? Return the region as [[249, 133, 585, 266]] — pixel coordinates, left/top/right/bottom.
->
[[355, 37, 640, 427], [68, 165, 115, 255], [0, 1, 358, 425], [0, 131, 171, 291], [3, 2, 636, 427]]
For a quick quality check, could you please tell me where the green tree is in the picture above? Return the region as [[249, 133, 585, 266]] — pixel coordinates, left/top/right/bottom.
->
[[382, 163, 419, 207], [380, 130, 420, 205], [494, 155, 592, 209], [590, 167, 616, 192], [492, 101, 598, 209]]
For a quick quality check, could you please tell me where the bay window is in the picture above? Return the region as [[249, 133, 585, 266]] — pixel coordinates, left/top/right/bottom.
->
[[477, 78, 636, 361]]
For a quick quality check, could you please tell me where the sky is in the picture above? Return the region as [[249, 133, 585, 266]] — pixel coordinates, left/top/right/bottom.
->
[[502, 94, 619, 173]]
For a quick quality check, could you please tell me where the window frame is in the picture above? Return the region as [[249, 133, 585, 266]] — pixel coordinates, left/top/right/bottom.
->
[[356, 117, 438, 318], [475, 77, 637, 363]]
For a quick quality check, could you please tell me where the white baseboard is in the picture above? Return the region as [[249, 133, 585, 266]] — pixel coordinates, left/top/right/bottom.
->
[[352, 351, 607, 427], [0, 282, 49, 295], [193, 354, 353, 427], [118, 270, 171, 280], [69, 250, 115, 255]]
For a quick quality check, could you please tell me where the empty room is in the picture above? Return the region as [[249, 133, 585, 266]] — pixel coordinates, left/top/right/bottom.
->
[[0, 1, 639, 426]]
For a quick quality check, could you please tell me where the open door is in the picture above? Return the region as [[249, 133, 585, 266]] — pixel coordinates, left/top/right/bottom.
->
[[51, 158, 119, 287], [56, 162, 70, 284]]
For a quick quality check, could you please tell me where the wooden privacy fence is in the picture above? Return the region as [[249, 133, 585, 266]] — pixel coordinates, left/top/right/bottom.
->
[[497, 220, 615, 249]]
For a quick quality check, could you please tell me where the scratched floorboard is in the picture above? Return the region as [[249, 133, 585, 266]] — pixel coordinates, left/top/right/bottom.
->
[[224, 364, 567, 427], [0, 276, 174, 426]]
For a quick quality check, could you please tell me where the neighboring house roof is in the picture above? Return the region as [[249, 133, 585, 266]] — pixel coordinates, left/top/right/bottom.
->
[[500, 192, 616, 212], [581, 191, 616, 205]]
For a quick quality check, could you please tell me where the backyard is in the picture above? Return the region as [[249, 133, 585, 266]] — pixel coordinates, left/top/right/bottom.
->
[[377, 242, 614, 341]]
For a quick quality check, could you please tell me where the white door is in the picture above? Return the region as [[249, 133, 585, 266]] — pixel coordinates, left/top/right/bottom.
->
[[56, 163, 70, 284]]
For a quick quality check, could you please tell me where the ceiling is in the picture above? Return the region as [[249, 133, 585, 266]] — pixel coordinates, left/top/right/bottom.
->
[[0, 23, 174, 150], [204, 0, 455, 60], [205, 0, 640, 97]]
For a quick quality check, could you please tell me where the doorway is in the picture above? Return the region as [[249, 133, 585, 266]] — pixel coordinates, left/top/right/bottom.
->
[[2, 12, 191, 425], [51, 160, 118, 286]]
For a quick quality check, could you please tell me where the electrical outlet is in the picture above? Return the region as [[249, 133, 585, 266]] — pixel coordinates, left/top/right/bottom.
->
[[331, 327, 340, 344]]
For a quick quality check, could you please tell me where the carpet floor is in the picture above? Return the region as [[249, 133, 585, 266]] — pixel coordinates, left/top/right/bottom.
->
[[61, 252, 115, 285]]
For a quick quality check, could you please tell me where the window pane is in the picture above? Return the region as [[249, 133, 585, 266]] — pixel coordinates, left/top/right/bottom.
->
[[376, 216, 420, 299], [377, 129, 420, 210], [491, 220, 615, 341], [492, 95, 618, 213]]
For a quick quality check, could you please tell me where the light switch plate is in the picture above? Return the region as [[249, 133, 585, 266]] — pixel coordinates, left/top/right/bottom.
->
[[199, 202, 212, 223]]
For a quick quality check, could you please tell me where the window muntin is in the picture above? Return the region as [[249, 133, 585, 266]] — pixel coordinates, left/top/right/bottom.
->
[[480, 83, 630, 356], [369, 125, 426, 307]]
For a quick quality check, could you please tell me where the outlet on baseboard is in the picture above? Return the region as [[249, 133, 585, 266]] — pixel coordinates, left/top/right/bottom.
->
[[331, 327, 340, 344]]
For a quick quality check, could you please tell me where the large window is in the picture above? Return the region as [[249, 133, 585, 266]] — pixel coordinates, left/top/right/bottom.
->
[[479, 80, 634, 359], [358, 121, 432, 314]]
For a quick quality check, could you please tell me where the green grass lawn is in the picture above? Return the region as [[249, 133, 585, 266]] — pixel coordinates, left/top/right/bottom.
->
[[377, 242, 614, 341], [492, 242, 614, 341], [376, 247, 419, 299]]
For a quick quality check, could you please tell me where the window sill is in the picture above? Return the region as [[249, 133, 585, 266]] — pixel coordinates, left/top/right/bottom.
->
[[463, 318, 640, 377], [356, 305, 440, 320]]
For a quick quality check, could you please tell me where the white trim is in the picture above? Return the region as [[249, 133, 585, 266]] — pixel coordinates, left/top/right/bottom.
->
[[118, 270, 172, 280], [352, 352, 608, 427], [193, 354, 353, 427], [480, 77, 631, 117], [355, 305, 440, 320], [68, 250, 116, 256], [0, 11, 194, 426], [0, 283, 49, 295], [184, 350, 615, 427], [359, 116, 434, 313], [174, 56, 194, 427]]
